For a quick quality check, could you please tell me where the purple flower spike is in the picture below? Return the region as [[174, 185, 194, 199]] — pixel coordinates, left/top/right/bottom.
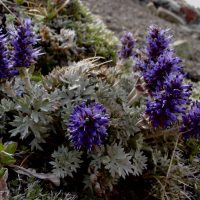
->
[[145, 75, 192, 128], [143, 52, 182, 92], [118, 32, 135, 60], [12, 18, 40, 68], [132, 25, 193, 129], [146, 25, 171, 61], [68, 101, 109, 152], [0, 33, 18, 78], [180, 101, 200, 139]]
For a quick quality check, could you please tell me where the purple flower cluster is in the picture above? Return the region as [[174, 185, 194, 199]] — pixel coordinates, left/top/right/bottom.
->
[[68, 101, 109, 151], [142, 52, 182, 92], [135, 26, 182, 92], [146, 75, 191, 128], [134, 25, 191, 128], [0, 18, 40, 79], [180, 101, 200, 138], [0, 33, 17, 78], [146, 25, 171, 61], [12, 19, 40, 68], [118, 32, 135, 60]]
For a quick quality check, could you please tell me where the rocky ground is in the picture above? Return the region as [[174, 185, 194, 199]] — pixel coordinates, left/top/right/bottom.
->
[[82, 0, 200, 81]]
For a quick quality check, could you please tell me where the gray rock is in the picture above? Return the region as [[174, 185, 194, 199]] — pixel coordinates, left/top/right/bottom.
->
[[167, 0, 180, 13], [157, 7, 185, 24], [173, 39, 193, 59], [184, 61, 200, 81], [147, 2, 157, 15], [154, 0, 180, 13]]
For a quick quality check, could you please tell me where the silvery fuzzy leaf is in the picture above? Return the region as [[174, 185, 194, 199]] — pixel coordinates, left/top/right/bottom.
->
[[9, 115, 30, 139], [50, 146, 82, 178], [31, 111, 39, 123], [9, 114, 50, 150], [131, 150, 147, 176], [103, 144, 133, 179], [0, 99, 15, 113], [89, 146, 106, 170], [151, 149, 170, 171]]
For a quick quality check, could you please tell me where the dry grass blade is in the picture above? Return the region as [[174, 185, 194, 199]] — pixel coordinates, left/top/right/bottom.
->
[[11, 165, 60, 186], [0, 0, 18, 21]]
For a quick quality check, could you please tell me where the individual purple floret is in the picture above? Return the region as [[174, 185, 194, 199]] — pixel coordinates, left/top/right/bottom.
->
[[118, 32, 135, 60], [142, 52, 182, 92], [11, 18, 40, 68], [145, 75, 192, 128], [146, 25, 171, 61], [68, 101, 109, 151], [180, 101, 200, 138], [0, 32, 18, 78]]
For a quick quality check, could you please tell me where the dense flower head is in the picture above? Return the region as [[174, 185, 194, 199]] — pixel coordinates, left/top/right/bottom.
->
[[142, 52, 182, 92], [180, 101, 200, 138], [131, 25, 193, 129], [134, 26, 180, 93], [146, 25, 171, 61], [118, 32, 135, 60], [68, 101, 109, 151], [134, 57, 146, 72], [0, 33, 18, 78], [163, 74, 192, 101], [145, 75, 192, 128], [12, 18, 40, 68]]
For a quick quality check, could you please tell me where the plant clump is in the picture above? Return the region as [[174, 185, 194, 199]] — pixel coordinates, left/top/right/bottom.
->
[[0, 2, 199, 200]]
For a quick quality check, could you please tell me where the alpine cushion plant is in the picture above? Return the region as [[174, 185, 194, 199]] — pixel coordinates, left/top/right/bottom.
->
[[0, 3, 198, 197], [11, 18, 40, 68], [68, 101, 109, 151]]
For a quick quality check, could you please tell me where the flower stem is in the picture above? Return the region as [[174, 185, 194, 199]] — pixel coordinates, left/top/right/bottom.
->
[[128, 90, 142, 106], [22, 68, 31, 91], [128, 87, 136, 100], [161, 134, 180, 200]]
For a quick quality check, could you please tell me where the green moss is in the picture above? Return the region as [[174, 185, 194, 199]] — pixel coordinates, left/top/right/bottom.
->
[[40, 0, 118, 73], [66, 0, 118, 60], [75, 19, 118, 61], [64, 0, 93, 22]]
